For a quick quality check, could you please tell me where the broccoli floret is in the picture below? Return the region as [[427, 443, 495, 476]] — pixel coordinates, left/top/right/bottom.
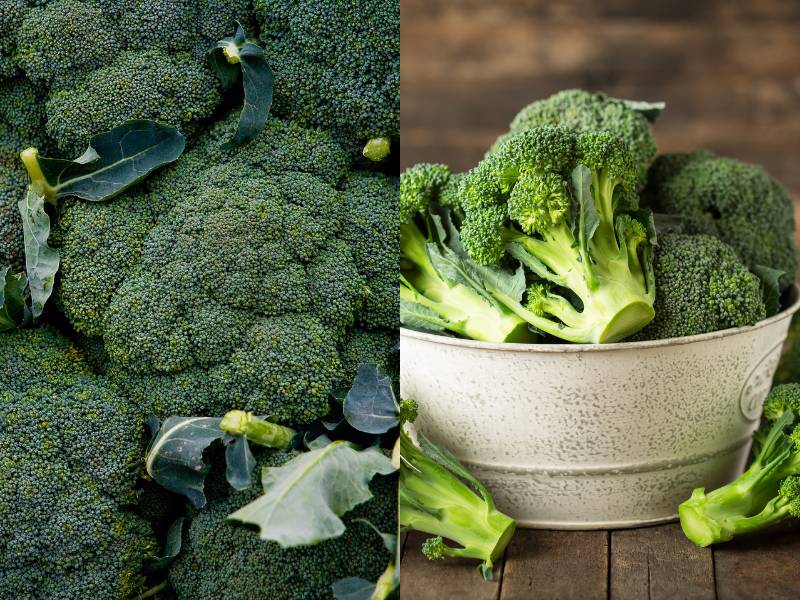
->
[[646, 150, 798, 289], [632, 233, 766, 340], [0, 326, 157, 599], [399, 163, 535, 343], [53, 114, 393, 423], [763, 384, 800, 422], [255, 0, 399, 156], [679, 405, 800, 547], [454, 126, 656, 343], [168, 449, 397, 600], [399, 423, 516, 581], [496, 89, 657, 186], [15, 0, 123, 87], [341, 171, 399, 330], [45, 50, 221, 154]]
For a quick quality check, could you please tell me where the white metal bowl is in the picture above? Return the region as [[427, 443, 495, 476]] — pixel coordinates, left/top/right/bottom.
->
[[400, 286, 800, 529]]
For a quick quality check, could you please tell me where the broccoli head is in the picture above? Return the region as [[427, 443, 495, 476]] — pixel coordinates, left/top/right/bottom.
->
[[54, 113, 395, 423], [255, 0, 399, 156], [646, 150, 798, 289], [680, 400, 800, 547], [168, 448, 397, 600], [0, 326, 156, 599], [453, 125, 656, 343], [632, 233, 766, 340], [496, 89, 658, 186]]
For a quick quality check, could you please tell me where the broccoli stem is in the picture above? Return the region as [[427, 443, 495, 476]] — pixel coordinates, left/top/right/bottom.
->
[[679, 414, 800, 546], [20, 148, 56, 203], [401, 221, 535, 343], [219, 411, 296, 449], [399, 431, 516, 580]]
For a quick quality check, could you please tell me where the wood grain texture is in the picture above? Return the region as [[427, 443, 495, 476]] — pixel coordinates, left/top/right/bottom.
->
[[401, 0, 800, 209], [400, 530, 503, 600], [500, 529, 608, 600], [609, 524, 714, 600], [714, 521, 800, 600]]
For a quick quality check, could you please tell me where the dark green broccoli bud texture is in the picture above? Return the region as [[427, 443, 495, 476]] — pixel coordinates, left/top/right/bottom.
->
[[455, 126, 656, 343], [680, 407, 800, 547], [633, 233, 766, 340], [0, 326, 156, 599], [169, 449, 398, 600], [775, 315, 800, 385], [255, 0, 399, 155], [497, 89, 657, 186], [646, 150, 798, 289], [54, 113, 395, 423], [45, 50, 221, 155]]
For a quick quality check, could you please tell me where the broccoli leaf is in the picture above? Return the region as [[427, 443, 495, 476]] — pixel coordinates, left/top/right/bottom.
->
[[400, 297, 451, 332], [0, 266, 28, 331], [18, 189, 59, 320], [211, 23, 274, 146], [20, 120, 185, 203], [227, 440, 397, 547], [753, 264, 785, 317], [146, 517, 184, 572], [620, 99, 666, 123], [343, 364, 399, 434], [224, 434, 257, 491], [332, 577, 377, 600], [145, 416, 225, 508]]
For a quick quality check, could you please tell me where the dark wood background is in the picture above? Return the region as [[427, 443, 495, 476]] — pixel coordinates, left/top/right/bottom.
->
[[400, 0, 800, 222]]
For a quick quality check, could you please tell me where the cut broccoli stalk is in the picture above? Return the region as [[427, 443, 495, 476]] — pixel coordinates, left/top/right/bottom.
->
[[399, 425, 516, 581], [679, 412, 800, 547], [219, 410, 296, 449], [400, 218, 535, 344]]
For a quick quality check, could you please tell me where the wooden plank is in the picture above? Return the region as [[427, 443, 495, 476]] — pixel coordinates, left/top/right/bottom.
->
[[714, 521, 800, 600], [610, 523, 714, 600], [402, 0, 800, 22], [500, 529, 608, 600], [400, 530, 503, 600]]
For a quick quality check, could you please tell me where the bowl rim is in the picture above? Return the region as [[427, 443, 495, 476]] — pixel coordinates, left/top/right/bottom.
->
[[400, 283, 800, 353]]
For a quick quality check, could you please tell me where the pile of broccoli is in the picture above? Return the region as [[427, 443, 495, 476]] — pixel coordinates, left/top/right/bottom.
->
[[400, 89, 796, 344], [1, 0, 399, 598]]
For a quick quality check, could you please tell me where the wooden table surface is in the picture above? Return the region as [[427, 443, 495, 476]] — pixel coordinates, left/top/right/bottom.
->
[[400, 521, 800, 599]]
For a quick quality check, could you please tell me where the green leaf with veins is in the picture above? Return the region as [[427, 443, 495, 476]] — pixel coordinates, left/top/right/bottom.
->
[[0, 266, 28, 331], [227, 440, 397, 547], [20, 120, 185, 203], [343, 364, 399, 435], [211, 23, 274, 146], [753, 264, 785, 317], [145, 416, 225, 509], [18, 189, 59, 320]]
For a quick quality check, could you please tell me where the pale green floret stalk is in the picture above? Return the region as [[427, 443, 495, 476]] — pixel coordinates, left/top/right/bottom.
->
[[400, 219, 534, 343], [679, 412, 800, 547], [19, 148, 55, 203], [220, 410, 296, 449], [363, 137, 391, 162], [399, 425, 516, 581]]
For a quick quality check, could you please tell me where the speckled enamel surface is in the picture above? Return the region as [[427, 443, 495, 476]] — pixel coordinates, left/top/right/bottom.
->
[[400, 298, 800, 529]]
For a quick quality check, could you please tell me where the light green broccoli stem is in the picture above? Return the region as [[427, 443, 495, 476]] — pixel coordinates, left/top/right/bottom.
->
[[679, 414, 800, 546], [401, 222, 533, 343], [363, 137, 391, 162], [399, 432, 516, 581], [220, 411, 296, 449], [20, 148, 57, 204]]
